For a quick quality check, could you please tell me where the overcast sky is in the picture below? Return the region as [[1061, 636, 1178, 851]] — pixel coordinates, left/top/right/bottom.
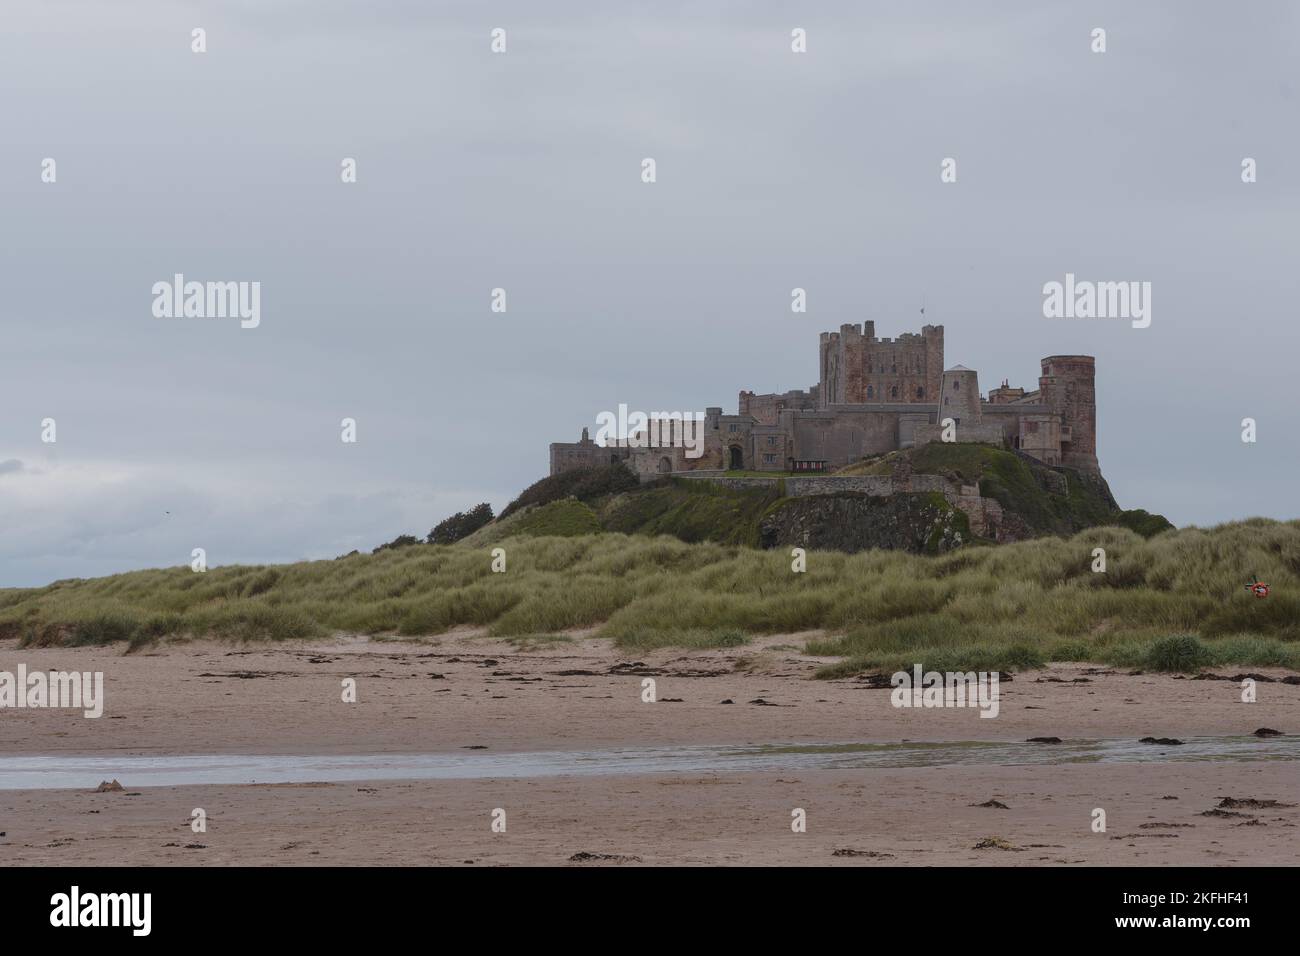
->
[[2, 0, 1297, 587]]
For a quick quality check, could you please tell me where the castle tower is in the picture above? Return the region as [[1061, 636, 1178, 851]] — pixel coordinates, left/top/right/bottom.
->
[[818, 322, 943, 405], [818, 323, 866, 406], [1039, 355, 1099, 473], [937, 365, 981, 429]]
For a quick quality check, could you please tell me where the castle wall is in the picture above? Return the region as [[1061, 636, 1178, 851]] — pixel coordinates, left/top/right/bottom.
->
[[552, 413, 728, 478], [739, 388, 818, 426], [624, 444, 724, 479], [716, 415, 755, 470], [987, 383, 1026, 404], [789, 408, 904, 466], [897, 411, 933, 448], [549, 436, 628, 475], [1014, 413, 1061, 465], [913, 424, 1006, 446], [751, 422, 791, 471], [675, 473, 954, 497]]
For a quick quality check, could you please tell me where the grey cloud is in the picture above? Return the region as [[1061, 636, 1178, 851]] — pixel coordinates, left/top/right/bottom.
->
[[1, 0, 1296, 586]]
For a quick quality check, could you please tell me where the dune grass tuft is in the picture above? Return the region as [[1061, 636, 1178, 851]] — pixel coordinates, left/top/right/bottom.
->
[[1, 519, 1296, 672]]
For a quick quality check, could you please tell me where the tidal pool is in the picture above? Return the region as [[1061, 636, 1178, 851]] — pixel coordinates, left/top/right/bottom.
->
[[1, 735, 1296, 790]]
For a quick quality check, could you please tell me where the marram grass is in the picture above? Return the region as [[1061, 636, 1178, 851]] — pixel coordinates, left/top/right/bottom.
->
[[2, 519, 1298, 674]]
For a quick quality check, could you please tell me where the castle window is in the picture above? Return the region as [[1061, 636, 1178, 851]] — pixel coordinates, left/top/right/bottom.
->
[[762, 454, 776, 465], [890, 386, 898, 398], [867, 385, 874, 398], [916, 386, 924, 398], [952, 380, 960, 390], [767, 436, 776, 446], [728, 424, 737, 433], [891, 364, 897, 373]]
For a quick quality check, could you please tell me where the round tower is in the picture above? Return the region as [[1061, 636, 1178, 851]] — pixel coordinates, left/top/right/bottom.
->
[[938, 365, 981, 429], [1038, 355, 1098, 473]]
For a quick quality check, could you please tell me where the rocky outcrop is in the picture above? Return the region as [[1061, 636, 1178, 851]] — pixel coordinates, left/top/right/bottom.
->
[[680, 472, 1006, 542], [758, 492, 970, 554]]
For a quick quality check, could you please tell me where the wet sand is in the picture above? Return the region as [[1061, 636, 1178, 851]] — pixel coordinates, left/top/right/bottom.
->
[[2, 632, 1298, 865], [4, 763, 1298, 866]]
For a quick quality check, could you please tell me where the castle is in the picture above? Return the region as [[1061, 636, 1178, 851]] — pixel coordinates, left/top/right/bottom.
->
[[550, 322, 1098, 481]]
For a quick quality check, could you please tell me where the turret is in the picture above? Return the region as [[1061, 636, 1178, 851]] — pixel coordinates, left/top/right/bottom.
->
[[1039, 356, 1098, 473], [938, 365, 981, 428]]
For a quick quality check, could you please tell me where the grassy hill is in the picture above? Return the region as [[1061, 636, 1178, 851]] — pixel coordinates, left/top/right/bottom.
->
[[2, 518, 1297, 675], [457, 464, 787, 548]]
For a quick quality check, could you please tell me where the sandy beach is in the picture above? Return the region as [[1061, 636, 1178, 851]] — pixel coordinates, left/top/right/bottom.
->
[[2, 631, 1298, 865]]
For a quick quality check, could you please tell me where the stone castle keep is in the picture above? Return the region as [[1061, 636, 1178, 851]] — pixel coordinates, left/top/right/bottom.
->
[[550, 322, 1098, 481]]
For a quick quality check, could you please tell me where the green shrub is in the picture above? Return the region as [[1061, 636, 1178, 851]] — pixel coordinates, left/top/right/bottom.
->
[[372, 534, 421, 554], [1114, 508, 1175, 538], [1143, 634, 1213, 672], [428, 503, 495, 544]]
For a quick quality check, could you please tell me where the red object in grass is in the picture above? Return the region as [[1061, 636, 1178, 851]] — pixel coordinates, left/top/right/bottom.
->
[[1246, 582, 1270, 598]]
